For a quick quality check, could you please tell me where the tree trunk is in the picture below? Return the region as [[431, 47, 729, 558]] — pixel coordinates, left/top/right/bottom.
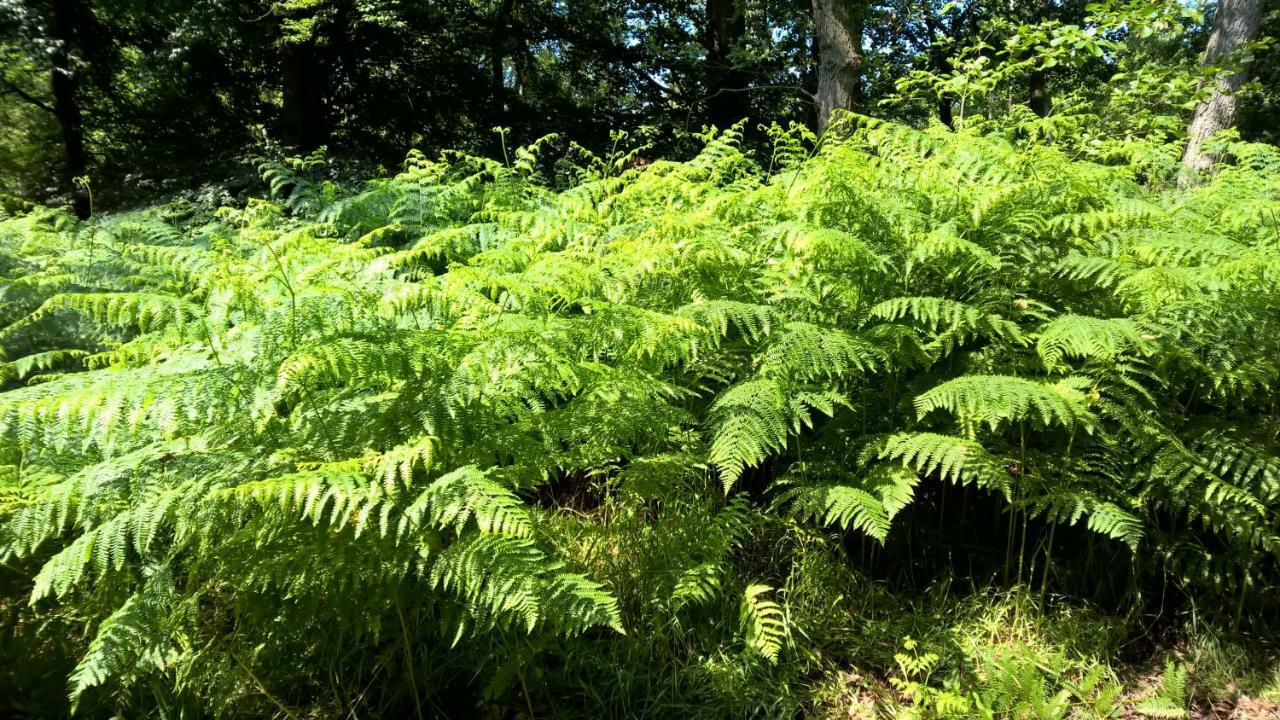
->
[[1181, 0, 1264, 175], [280, 38, 328, 151], [811, 0, 863, 131], [931, 46, 955, 127], [704, 0, 749, 130], [50, 0, 89, 218], [1027, 0, 1053, 118], [938, 94, 955, 128], [922, 6, 954, 128], [490, 0, 517, 125], [928, 45, 955, 128], [1028, 69, 1051, 117]]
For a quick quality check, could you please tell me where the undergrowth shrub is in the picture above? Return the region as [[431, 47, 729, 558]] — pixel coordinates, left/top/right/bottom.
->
[[1, 113, 1277, 717]]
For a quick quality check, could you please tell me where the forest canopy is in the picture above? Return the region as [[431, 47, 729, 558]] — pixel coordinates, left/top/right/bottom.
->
[[2, 1, 1280, 719]]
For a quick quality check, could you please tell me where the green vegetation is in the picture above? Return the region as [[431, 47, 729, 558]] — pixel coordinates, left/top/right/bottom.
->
[[3, 113, 1279, 717], [2, 0, 1279, 718]]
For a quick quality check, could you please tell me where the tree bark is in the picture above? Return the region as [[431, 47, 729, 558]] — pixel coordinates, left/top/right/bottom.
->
[[1181, 0, 1264, 175], [489, 0, 517, 124], [50, 0, 89, 218], [704, 0, 749, 129], [280, 38, 329, 151], [930, 45, 956, 127], [922, 6, 954, 128], [1028, 69, 1051, 117], [1027, 0, 1053, 118], [811, 0, 863, 131]]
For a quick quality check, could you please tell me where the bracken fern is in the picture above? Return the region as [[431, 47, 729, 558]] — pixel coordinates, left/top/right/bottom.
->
[[1, 112, 1277, 715]]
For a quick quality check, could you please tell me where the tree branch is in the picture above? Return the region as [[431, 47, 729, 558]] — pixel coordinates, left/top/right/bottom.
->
[[1, 78, 55, 114], [702, 84, 817, 104]]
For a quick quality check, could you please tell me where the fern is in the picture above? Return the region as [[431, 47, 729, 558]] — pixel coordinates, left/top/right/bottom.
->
[[708, 379, 790, 492], [1133, 661, 1188, 718], [783, 464, 918, 542], [0, 113, 1277, 715], [69, 578, 176, 709], [738, 583, 788, 663], [870, 296, 1026, 346], [915, 375, 1097, 434], [407, 466, 533, 538], [879, 433, 1014, 495], [760, 322, 887, 382], [1036, 315, 1152, 371]]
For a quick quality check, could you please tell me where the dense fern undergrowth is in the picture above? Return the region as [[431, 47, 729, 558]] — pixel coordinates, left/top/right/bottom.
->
[[2, 114, 1279, 718]]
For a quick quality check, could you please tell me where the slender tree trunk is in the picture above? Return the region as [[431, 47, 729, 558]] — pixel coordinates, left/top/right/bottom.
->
[[1181, 0, 1264, 175], [811, 0, 863, 131], [50, 0, 89, 218], [490, 0, 516, 125], [1027, 0, 1052, 118], [329, 0, 357, 135], [705, 0, 749, 129]]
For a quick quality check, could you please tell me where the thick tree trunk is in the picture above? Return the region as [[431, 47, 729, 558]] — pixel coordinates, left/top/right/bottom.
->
[[50, 0, 89, 218], [938, 94, 955, 128], [704, 0, 749, 129], [280, 39, 328, 151], [931, 48, 955, 127], [1181, 0, 1264, 175], [922, 7, 954, 128], [1027, 0, 1053, 118], [928, 47, 955, 128], [1028, 69, 1051, 117], [811, 0, 863, 131]]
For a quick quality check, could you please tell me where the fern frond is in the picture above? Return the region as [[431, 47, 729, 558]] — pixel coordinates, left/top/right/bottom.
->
[[760, 322, 887, 382], [738, 583, 787, 663], [914, 375, 1096, 433], [405, 466, 533, 538], [708, 379, 789, 492], [1133, 660, 1188, 718], [1036, 314, 1151, 371], [69, 579, 176, 708], [879, 433, 1013, 494]]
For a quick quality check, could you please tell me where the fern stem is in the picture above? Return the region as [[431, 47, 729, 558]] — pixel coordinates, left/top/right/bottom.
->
[[1004, 502, 1016, 587], [1039, 519, 1056, 609], [395, 597, 424, 719], [262, 239, 298, 349], [1015, 424, 1029, 594], [219, 632, 299, 720], [518, 654, 537, 720]]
